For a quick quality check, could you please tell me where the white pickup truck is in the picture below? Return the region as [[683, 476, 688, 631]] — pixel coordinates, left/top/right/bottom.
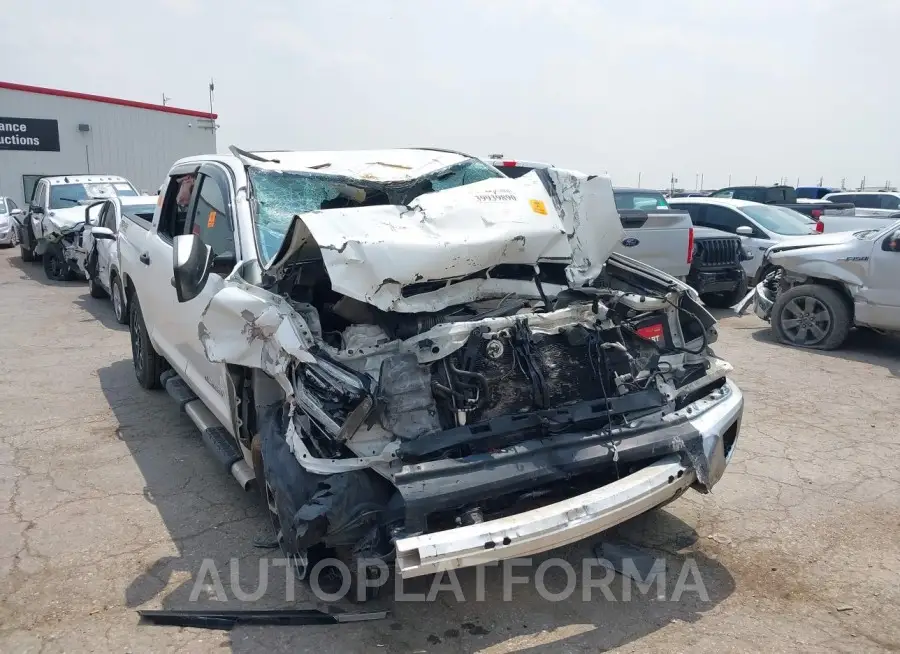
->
[[118, 147, 743, 592], [812, 191, 900, 234]]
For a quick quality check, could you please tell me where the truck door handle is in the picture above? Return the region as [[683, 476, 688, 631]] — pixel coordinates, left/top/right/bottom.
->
[[139, 252, 151, 265]]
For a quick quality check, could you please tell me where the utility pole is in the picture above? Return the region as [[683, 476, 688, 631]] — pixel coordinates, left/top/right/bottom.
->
[[670, 173, 678, 195], [637, 172, 642, 187], [695, 173, 699, 191], [754, 175, 758, 184], [162, 93, 170, 106], [728, 173, 732, 186], [860, 176, 866, 191], [796, 176, 800, 187], [700, 173, 704, 190], [841, 177, 846, 190]]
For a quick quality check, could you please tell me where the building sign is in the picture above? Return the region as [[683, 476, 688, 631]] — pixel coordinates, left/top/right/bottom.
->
[[0, 117, 60, 152]]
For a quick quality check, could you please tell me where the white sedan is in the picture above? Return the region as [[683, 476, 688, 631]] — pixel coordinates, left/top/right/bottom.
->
[[669, 197, 818, 282]]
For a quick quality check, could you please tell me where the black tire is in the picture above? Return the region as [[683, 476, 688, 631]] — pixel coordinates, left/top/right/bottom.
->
[[701, 277, 749, 309], [111, 276, 128, 324], [20, 241, 35, 262], [771, 284, 851, 350], [129, 296, 164, 389], [42, 247, 76, 281], [88, 275, 107, 298]]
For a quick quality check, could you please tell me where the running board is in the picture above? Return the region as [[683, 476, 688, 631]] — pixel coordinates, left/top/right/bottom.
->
[[163, 372, 256, 491]]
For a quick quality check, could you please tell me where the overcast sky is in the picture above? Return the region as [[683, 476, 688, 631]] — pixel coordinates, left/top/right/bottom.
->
[[3, 0, 898, 189]]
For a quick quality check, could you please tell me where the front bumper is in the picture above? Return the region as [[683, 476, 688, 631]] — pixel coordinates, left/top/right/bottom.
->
[[0, 229, 14, 245], [735, 282, 774, 321], [394, 379, 743, 578], [688, 267, 745, 295]]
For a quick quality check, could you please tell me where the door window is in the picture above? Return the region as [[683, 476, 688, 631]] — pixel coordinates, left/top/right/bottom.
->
[[184, 174, 235, 259], [701, 205, 761, 236], [880, 195, 900, 210], [157, 174, 197, 241], [7, 198, 18, 212], [101, 202, 118, 231]]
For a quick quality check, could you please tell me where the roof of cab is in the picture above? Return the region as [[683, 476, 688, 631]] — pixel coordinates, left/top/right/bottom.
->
[[668, 196, 761, 210], [172, 148, 477, 183], [41, 175, 132, 186]]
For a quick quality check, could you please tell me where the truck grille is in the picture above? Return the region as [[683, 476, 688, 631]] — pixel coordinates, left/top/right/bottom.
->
[[695, 238, 740, 266]]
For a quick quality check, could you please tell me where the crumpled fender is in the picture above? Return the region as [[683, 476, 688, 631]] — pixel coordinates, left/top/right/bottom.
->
[[769, 250, 865, 288], [198, 271, 317, 395]]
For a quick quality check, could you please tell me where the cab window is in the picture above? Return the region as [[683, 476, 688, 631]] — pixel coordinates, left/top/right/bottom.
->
[[185, 174, 235, 261]]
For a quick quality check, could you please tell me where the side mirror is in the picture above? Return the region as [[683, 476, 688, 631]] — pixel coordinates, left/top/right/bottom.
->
[[882, 229, 900, 252], [736, 226, 753, 237], [10, 208, 23, 218], [173, 234, 212, 302], [91, 226, 115, 240]]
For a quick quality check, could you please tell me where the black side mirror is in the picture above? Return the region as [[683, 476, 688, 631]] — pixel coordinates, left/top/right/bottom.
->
[[173, 234, 213, 302], [882, 229, 900, 252]]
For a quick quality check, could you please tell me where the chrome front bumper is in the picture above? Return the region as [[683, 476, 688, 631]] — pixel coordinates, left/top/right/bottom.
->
[[395, 379, 744, 579], [734, 282, 774, 321]]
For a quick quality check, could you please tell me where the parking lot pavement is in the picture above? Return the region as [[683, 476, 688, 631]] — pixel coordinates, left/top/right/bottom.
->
[[0, 245, 898, 653]]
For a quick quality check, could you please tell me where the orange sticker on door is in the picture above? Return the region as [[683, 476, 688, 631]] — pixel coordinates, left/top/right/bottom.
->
[[529, 199, 547, 215], [207, 210, 217, 228]]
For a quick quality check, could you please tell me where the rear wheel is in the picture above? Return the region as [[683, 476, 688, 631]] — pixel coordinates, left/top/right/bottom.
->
[[129, 296, 164, 389], [771, 284, 851, 350], [111, 276, 127, 324]]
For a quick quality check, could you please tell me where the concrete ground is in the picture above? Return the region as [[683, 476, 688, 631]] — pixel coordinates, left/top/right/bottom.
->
[[1, 245, 898, 653]]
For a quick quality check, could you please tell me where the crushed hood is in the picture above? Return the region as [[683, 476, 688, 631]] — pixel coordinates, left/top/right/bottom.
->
[[765, 231, 857, 256], [264, 170, 624, 312], [42, 206, 88, 232]]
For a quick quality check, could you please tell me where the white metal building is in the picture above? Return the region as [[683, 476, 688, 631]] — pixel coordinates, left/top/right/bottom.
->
[[0, 81, 217, 208]]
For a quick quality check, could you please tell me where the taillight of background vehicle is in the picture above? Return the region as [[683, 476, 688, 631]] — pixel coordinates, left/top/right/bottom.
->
[[499, 160, 517, 167], [811, 208, 823, 219], [815, 221, 825, 233], [687, 227, 694, 263]]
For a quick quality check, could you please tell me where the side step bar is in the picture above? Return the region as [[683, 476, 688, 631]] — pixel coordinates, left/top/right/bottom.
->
[[162, 371, 256, 491]]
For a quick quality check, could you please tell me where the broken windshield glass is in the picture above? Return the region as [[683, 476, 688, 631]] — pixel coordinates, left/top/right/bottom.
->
[[248, 159, 502, 265]]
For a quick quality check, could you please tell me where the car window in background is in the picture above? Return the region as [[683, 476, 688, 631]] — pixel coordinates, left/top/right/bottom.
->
[[732, 188, 766, 202], [614, 191, 669, 211], [700, 205, 744, 233], [741, 204, 812, 235], [494, 165, 537, 179], [0, 202, 6, 215], [880, 195, 900, 210], [49, 182, 139, 209], [8, 199, 17, 211]]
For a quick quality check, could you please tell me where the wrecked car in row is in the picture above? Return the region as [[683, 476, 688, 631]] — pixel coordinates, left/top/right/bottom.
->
[[17, 175, 139, 281], [737, 221, 900, 350], [117, 148, 744, 591]]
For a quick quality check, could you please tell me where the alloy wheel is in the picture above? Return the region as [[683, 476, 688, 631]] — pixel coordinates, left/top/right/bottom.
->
[[779, 296, 832, 346]]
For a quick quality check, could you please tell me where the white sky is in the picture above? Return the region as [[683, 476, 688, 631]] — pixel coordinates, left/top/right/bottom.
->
[[3, 0, 898, 189]]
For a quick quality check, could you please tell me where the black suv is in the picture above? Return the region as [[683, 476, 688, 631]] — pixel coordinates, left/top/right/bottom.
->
[[687, 227, 750, 308]]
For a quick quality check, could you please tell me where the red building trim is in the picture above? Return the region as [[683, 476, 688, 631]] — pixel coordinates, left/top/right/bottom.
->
[[0, 81, 217, 119]]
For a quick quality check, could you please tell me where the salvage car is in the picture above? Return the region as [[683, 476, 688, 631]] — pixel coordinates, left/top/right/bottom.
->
[[79, 195, 158, 323], [118, 148, 744, 591], [736, 220, 900, 349], [18, 175, 139, 280], [0, 196, 23, 247]]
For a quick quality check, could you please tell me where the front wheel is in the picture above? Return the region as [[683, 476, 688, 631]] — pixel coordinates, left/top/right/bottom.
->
[[43, 246, 76, 281], [129, 297, 165, 389], [771, 284, 851, 350], [88, 275, 107, 299]]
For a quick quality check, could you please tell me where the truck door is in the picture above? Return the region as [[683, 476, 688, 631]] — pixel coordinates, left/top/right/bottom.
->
[[170, 163, 238, 430], [857, 225, 900, 329], [94, 202, 116, 288]]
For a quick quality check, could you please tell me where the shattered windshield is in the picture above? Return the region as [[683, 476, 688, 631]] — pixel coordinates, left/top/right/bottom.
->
[[249, 158, 502, 264], [49, 182, 138, 209]]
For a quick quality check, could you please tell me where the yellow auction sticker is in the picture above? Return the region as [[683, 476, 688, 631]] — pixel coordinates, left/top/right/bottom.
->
[[207, 210, 217, 228], [529, 199, 547, 215]]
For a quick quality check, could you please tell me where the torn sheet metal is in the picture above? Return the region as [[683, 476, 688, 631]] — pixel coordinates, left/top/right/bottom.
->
[[198, 273, 318, 394], [264, 173, 624, 313]]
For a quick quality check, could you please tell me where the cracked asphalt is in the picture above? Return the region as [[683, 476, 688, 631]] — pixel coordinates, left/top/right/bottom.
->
[[1, 246, 899, 653]]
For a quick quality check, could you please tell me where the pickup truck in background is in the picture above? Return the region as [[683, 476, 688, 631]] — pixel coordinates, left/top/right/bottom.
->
[[484, 158, 694, 279], [117, 147, 743, 591], [811, 191, 900, 234], [707, 185, 855, 221], [18, 174, 139, 280], [795, 186, 840, 200]]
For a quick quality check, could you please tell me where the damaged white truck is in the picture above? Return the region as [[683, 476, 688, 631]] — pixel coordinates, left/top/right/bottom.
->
[[118, 148, 744, 591], [18, 175, 140, 281]]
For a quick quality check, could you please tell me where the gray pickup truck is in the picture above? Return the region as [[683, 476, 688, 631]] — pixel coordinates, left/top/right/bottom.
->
[[737, 220, 900, 349], [484, 159, 694, 279]]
